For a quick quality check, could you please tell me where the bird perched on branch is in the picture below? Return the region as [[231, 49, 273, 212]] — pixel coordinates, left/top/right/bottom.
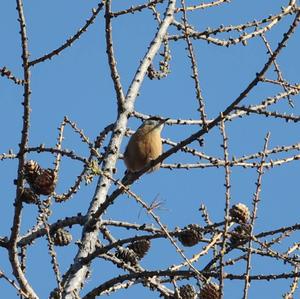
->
[[124, 117, 168, 173]]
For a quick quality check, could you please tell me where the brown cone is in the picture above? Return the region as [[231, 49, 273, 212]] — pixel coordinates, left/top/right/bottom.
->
[[175, 284, 196, 299], [128, 239, 151, 260], [115, 247, 139, 266], [199, 283, 220, 299], [20, 187, 38, 204], [229, 203, 250, 224], [230, 224, 251, 246], [178, 224, 202, 247], [31, 168, 56, 195], [24, 160, 56, 195], [24, 160, 41, 184], [51, 228, 72, 246]]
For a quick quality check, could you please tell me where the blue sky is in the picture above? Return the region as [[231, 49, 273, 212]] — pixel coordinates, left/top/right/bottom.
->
[[1, 1, 300, 298]]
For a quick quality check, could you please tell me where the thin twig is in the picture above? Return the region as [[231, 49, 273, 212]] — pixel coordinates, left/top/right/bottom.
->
[[0, 66, 24, 85], [219, 118, 231, 298], [105, 0, 125, 108], [180, 0, 207, 128], [260, 33, 294, 107], [9, 1, 37, 297], [28, 2, 105, 66], [243, 132, 270, 299], [110, 0, 163, 18]]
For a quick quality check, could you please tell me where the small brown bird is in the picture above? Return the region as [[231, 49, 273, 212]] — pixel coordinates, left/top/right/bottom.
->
[[124, 117, 168, 173]]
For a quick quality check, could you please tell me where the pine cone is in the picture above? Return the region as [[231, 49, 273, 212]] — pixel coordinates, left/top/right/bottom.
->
[[51, 228, 72, 246], [20, 187, 38, 204], [230, 224, 251, 246], [24, 160, 56, 195], [31, 168, 56, 195], [175, 285, 196, 299], [229, 203, 250, 224], [199, 283, 220, 299], [24, 160, 41, 184], [115, 247, 139, 266], [49, 288, 60, 299], [128, 239, 151, 260], [178, 224, 202, 247]]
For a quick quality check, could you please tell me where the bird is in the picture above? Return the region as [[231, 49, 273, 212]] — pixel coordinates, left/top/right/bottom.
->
[[124, 117, 168, 173]]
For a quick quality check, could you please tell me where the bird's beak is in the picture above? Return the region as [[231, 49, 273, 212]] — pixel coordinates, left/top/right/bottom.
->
[[157, 118, 169, 130], [159, 118, 170, 125]]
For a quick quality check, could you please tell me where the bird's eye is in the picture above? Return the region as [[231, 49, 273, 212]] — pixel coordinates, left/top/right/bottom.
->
[[145, 120, 155, 126]]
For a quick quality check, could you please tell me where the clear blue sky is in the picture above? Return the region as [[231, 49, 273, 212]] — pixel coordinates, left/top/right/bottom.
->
[[1, 0, 300, 298]]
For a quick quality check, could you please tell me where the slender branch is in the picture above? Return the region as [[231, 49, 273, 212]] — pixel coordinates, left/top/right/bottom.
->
[[0, 66, 24, 85], [260, 33, 294, 107], [243, 133, 270, 299], [110, 0, 163, 18], [0, 268, 28, 297], [180, 0, 207, 128], [105, 0, 125, 108], [82, 270, 196, 299], [235, 106, 300, 122], [28, 2, 105, 66], [170, 3, 297, 46], [219, 118, 231, 298], [175, 0, 230, 12], [9, 1, 37, 298], [17, 214, 85, 247]]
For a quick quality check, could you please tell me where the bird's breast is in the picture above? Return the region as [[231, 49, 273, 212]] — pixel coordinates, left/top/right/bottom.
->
[[136, 131, 162, 159]]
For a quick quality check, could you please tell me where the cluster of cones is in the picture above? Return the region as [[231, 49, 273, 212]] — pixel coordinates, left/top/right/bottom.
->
[[20, 160, 56, 204], [115, 239, 151, 266], [19, 161, 250, 298]]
